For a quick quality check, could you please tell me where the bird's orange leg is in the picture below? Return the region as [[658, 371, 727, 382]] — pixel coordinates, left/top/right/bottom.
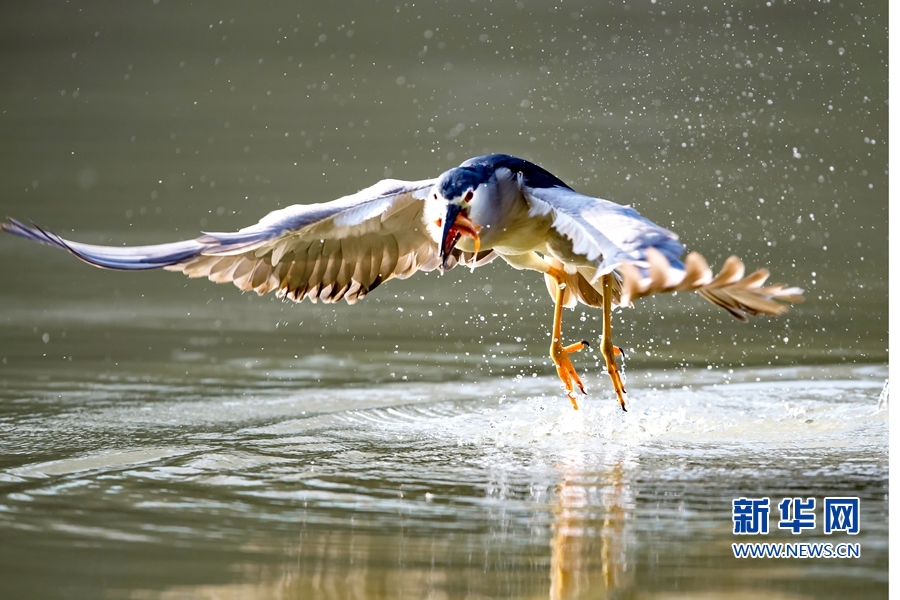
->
[[548, 269, 589, 409], [601, 274, 627, 411]]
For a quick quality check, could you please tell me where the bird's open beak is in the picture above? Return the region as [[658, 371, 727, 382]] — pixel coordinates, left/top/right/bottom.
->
[[440, 204, 481, 269]]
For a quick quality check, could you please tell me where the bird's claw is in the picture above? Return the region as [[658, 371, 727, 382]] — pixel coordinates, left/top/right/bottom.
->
[[552, 339, 588, 409]]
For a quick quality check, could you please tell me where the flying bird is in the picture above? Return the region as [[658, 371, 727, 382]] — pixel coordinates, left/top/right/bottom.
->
[[1, 154, 803, 410]]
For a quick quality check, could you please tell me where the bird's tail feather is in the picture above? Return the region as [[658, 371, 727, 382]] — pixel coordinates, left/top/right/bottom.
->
[[618, 248, 804, 321], [0, 217, 263, 271]]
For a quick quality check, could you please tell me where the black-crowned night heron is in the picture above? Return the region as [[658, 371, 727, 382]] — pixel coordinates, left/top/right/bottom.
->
[[2, 154, 803, 410]]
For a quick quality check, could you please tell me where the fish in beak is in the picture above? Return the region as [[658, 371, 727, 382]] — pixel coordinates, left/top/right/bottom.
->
[[440, 203, 481, 270]]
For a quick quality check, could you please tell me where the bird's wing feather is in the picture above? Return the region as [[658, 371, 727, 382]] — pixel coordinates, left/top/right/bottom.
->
[[520, 181, 802, 318], [519, 180, 687, 280], [1, 217, 205, 270], [2, 178, 496, 304]]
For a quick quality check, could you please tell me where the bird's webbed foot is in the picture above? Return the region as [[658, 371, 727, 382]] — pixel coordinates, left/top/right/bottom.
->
[[551, 338, 589, 410]]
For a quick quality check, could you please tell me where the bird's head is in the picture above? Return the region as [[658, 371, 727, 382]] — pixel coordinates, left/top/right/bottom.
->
[[427, 166, 490, 270]]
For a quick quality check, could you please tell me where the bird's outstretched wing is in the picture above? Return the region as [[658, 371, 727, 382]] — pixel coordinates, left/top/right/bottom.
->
[[520, 181, 685, 277], [518, 179, 690, 301], [519, 180, 802, 319], [2, 178, 495, 305]]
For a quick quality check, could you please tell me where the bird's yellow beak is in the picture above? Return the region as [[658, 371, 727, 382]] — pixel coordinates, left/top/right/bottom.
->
[[440, 204, 481, 269]]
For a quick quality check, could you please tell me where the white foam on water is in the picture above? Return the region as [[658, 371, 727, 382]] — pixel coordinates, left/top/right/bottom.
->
[[316, 364, 887, 460]]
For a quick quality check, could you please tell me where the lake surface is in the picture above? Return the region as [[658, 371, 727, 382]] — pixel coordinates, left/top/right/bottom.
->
[[0, 1, 888, 598]]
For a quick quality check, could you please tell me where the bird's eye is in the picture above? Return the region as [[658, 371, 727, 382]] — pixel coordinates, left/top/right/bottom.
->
[[464, 190, 473, 202], [433, 193, 438, 200]]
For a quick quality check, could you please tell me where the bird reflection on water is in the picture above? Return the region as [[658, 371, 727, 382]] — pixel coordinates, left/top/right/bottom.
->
[[122, 450, 639, 600], [550, 452, 633, 600]]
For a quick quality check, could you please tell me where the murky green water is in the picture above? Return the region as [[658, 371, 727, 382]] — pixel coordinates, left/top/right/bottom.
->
[[0, 1, 887, 598]]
